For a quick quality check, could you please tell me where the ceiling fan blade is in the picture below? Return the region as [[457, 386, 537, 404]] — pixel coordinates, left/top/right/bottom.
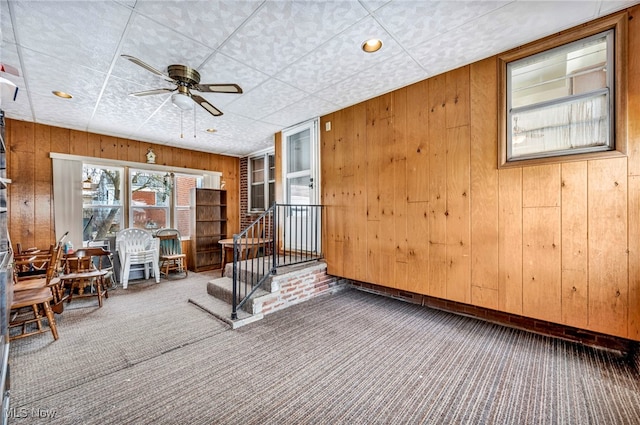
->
[[194, 83, 243, 94], [192, 94, 223, 116], [121, 54, 175, 83], [129, 88, 176, 97]]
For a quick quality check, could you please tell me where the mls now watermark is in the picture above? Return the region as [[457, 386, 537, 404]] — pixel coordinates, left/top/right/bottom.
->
[[5, 407, 57, 419]]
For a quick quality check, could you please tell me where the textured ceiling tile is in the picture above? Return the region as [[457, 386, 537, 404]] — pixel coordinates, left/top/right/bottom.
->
[[1, 0, 15, 44], [20, 47, 106, 107], [598, 0, 637, 14], [374, 0, 508, 48], [133, 0, 262, 51], [196, 51, 270, 99], [412, 1, 601, 75], [220, 0, 369, 75], [29, 92, 94, 131], [277, 17, 403, 95], [223, 78, 308, 120], [10, 1, 131, 70], [315, 53, 426, 108], [262, 95, 338, 127], [113, 13, 215, 85], [359, 0, 392, 13], [90, 75, 169, 136]]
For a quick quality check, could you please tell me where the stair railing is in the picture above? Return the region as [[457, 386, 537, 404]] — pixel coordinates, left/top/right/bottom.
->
[[231, 203, 323, 319]]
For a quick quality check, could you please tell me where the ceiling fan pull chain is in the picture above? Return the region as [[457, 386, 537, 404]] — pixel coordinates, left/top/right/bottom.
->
[[180, 110, 184, 139]]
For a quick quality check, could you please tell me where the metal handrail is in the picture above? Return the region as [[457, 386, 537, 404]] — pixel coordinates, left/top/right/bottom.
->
[[231, 203, 323, 319]]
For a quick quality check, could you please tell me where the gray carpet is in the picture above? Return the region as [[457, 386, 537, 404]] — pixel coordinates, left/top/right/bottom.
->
[[7, 272, 640, 424]]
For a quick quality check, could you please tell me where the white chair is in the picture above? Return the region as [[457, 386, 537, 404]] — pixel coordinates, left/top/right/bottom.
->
[[115, 228, 160, 289]]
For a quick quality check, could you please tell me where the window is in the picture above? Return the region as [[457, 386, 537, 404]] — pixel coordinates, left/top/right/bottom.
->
[[82, 165, 124, 241], [499, 13, 627, 167], [249, 152, 275, 212], [174, 174, 200, 238]]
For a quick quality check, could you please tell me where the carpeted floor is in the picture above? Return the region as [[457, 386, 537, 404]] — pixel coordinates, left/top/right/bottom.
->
[[7, 271, 640, 424]]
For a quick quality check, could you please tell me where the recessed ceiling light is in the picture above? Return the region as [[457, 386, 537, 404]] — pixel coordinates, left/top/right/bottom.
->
[[206, 128, 217, 133], [52, 90, 73, 99], [362, 38, 383, 53]]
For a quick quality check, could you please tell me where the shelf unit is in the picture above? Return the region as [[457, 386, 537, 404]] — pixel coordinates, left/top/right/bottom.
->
[[190, 188, 227, 272]]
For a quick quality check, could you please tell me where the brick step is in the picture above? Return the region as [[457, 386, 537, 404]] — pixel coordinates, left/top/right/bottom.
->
[[206, 276, 269, 315]]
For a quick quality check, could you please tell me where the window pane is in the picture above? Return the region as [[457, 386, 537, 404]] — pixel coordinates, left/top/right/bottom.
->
[[131, 171, 170, 207], [268, 154, 275, 181], [83, 206, 122, 241], [287, 129, 310, 173], [83, 166, 122, 206], [287, 176, 310, 205], [510, 31, 609, 109], [252, 157, 265, 183], [269, 182, 275, 207], [175, 175, 197, 207], [175, 207, 191, 238], [510, 93, 609, 160], [251, 184, 265, 210], [132, 207, 167, 230]]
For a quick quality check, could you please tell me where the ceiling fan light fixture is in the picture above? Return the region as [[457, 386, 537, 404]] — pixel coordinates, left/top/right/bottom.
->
[[362, 38, 383, 53], [171, 92, 193, 110]]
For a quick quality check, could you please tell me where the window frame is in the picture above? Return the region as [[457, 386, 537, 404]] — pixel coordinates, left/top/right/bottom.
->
[[498, 12, 627, 168], [82, 164, 125, 241], [248, 151, 275, 212], [128, 168, 171, 231]]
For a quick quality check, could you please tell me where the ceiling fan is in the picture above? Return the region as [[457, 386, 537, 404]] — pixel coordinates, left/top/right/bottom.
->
[[121, 54, 242, 117]]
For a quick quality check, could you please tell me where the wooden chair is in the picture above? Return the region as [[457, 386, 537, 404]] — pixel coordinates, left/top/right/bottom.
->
[[156, 228, 188, 279], [13, 244, 53, 279], [14, 241, 68, 314], [9, 287, 58, 341], [10, 242, 64, 341], [61, 247, 110, 307]]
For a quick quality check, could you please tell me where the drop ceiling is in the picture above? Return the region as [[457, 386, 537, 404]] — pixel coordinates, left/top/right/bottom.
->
[[0, 0, 637, 157]]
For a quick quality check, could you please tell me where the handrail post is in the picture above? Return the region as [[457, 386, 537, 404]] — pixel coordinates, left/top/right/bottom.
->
[[272, 203, 277, 273], [231, 233, 239, 320]]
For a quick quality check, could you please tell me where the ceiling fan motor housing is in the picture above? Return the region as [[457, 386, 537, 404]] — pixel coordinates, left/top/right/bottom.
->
[[167, 64, 200, 86]]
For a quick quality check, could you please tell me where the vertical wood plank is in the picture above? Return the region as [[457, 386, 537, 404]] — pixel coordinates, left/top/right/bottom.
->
[[378, 116, 395, 286], [588, 158, 628, 337], [445, 66, 470, 129], [522, 206, 561, 323], [34, 125, 52, 248], [446, 125, 471, 303], [406, 80, 429, 203], [561, 161, 588, 328], [523, 164, 561, 207], [117, 138, 129, 161], [10, 151, 35, 248], [406, 202, 429, 294], [351, 103, 368, 282], [498, 167, 522, 314], [99, 135, 118, 160], [470, 58, 499, 309], [628, 4, 640, 176], [628, 175, 640, 339], [324, 205, 344, 277], [50, 126, 70, 155], [367, 219, 381, 285], [428, 74, 447, 297], [394, 89, 408, 288], [69, 129, 87, 157]]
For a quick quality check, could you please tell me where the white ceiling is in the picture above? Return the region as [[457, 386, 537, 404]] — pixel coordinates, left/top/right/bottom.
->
[[0, 0, 637, 157]]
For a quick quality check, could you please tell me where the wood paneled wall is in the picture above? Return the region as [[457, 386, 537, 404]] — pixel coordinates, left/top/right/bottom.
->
[[321, 5, 640, 340], [5, 120, 240, 258]]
